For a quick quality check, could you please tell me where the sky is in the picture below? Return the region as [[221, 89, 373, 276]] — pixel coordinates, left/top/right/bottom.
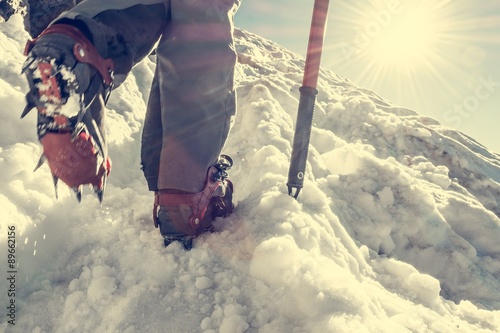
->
[[235, 0, 500, 153]]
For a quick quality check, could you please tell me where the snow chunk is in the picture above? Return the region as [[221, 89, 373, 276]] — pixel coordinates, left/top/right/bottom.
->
[[195, 276, 213, 290], [377, 186, 395, 207]]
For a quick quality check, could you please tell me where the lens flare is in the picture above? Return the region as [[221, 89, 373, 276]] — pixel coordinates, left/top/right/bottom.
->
[[326, 0, 500, 117]]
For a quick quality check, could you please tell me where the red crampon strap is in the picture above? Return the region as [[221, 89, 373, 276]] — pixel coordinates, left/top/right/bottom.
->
[[24, 24, 114, 86], [153, 167, 223, 231]]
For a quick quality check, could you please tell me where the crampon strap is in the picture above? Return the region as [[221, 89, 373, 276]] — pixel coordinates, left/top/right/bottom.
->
[[24, 24, 114, 86], [153, 166, 224, 231], [153, 155, 233, 232]]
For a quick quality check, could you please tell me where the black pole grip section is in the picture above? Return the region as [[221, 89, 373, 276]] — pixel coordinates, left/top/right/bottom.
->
[[287, 85, 318, 198]]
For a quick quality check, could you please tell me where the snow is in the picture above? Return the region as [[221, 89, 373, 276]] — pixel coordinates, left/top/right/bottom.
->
[[1, 13, 500, 332]]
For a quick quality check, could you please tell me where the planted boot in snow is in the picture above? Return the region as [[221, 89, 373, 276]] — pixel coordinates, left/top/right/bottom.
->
[[154, 155, 234, 249]]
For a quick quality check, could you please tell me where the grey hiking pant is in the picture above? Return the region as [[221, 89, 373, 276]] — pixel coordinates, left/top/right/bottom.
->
[[53, 0, 240, 192]]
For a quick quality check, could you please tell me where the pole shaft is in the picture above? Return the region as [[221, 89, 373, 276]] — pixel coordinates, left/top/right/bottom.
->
[[287, 0, 330, 198], [302, 0, 330, 88]]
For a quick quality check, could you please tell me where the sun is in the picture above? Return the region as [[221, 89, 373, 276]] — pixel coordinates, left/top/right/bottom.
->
[[329, 1, 456, 77], [369, 6, 439, 69], [326, 0, 467, 109]]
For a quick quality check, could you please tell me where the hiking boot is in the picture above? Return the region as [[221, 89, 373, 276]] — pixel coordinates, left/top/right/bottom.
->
[[154, 156, 234, 249], [22, 24, 114, 201]]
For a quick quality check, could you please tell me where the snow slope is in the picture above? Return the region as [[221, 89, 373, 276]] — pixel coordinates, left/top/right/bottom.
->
[[1, 14, 500, 332]]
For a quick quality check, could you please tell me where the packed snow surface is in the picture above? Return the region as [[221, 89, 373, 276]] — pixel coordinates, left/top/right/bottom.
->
[[1, 14, 500, 332]]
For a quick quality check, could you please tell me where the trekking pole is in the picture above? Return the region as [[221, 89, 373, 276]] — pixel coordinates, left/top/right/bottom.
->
[[287, 0, 330, 199]]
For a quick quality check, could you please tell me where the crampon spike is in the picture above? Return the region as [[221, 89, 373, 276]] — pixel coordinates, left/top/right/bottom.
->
[[73, 185, 83, 202], [53, 175, 59, 199], [33, 154, 47, 172], [94, 172, 107, 203], [21, 90, 41, 119], [71, 123, 85, 142], [72, 97, 86, 142], [95, 189, 104, 203], [21, 57, 35, 74], [21, 102, 34, 119]]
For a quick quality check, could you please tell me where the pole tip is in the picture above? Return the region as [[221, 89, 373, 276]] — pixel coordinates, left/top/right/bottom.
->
[[287, 184, 302, 199]]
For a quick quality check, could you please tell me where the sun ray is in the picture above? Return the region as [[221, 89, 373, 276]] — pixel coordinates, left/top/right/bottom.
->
[[329, 1, 497, 112]]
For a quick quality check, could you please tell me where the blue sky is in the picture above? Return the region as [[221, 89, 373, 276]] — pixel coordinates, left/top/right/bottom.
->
[[235, 0, 500, 153]]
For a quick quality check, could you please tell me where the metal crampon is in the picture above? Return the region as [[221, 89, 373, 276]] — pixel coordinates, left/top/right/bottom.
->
[[22, 57, 110, 203]]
